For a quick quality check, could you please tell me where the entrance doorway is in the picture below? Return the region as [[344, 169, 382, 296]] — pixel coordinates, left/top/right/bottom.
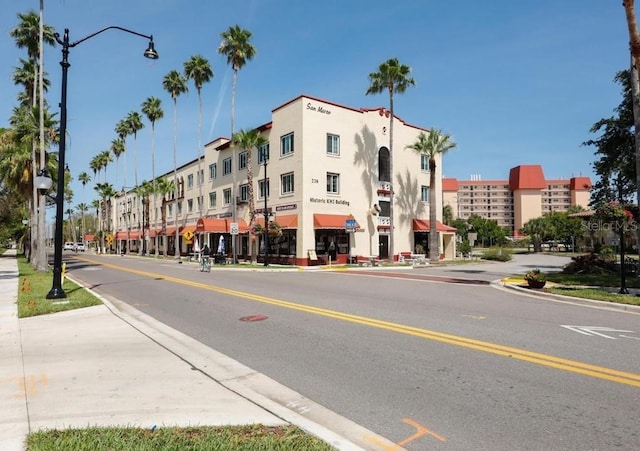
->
[[378, 235, 389, 259]]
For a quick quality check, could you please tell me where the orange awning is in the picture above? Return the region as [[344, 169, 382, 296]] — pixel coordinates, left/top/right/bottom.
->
[[313, 214, 359, 230], [115, 231, 140, 239], [412, 219, 457, 232], [255, 214, 298, 229], [196, 218, 228, 233]]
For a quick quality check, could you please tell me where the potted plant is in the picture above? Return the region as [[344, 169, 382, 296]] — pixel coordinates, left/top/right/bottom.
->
[[524, 269, 547, 289]]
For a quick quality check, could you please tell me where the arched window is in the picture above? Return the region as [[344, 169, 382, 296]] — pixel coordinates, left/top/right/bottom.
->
[[378, 147, 390, 182]]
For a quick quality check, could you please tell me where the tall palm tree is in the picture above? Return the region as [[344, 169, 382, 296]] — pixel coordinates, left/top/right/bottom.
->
[[115, 118, 131, 251], [366, 58, 415, 261], [232, 128, 268, 263], [156, 177, 175, 257], [218, 25, 256, 136], [133, 180, 153, 255], [184, 55, 213, 219], [406, 130, 456, 262], [77, 171, 91, 244], [141, 96, 164, 257], [125, 111, 145, 253], [162, 69, 188, 258], [94, 182, 116, 252], [110, 138, 125, 189], [76, 203, 89, 243], [11, 10, 56, 271], [98, 149, 113, 183]]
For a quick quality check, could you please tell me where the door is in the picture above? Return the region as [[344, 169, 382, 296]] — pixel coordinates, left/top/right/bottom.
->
[[378, 235, 389, 259]]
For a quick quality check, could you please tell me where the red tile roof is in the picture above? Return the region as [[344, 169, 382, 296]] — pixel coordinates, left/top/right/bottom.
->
[[569, 176, 592, 190], [442, 178, 459, 191], [508, 165, 546, 190]]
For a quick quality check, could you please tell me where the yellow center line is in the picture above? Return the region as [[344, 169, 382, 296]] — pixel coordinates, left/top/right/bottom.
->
[[80, 257, 640, 388]]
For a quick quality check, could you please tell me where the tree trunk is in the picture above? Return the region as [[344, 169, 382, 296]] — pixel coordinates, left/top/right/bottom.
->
[[429, 158, 439, 262], [388, 86, 395, 261], [623, 0, 640, 266]]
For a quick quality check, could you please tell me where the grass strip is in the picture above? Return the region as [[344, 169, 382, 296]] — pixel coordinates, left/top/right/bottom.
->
[[26, 425, 336, 450], [17, 255, 102, 317]]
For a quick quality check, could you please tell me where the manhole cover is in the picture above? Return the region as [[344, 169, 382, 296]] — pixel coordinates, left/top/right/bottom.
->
[[239, 315, 268, 322]]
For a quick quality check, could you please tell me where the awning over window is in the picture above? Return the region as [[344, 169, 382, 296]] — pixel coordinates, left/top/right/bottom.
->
[[412, 219, 457, 232], [196, 218, 228, 233], [255, 214, 298, 229], [313, 214, 359, 230], [115, 231, 141, 240]]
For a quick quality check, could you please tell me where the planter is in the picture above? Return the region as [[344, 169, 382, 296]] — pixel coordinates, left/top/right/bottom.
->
[[527, 279, 546, 289]]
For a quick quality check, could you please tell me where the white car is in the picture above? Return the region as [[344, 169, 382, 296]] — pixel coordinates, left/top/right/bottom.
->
[[63, 242, 75, 251], [75, 242, 85, 252]]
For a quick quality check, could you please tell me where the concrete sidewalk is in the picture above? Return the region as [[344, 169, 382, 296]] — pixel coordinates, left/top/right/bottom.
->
[[0, 249, 398, 451]]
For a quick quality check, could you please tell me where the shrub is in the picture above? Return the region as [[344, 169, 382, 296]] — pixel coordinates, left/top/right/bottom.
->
[[482, 246, 512, 262], [524, 268, 546, 283]]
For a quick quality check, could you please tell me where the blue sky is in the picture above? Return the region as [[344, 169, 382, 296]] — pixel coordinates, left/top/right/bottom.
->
[[1, 0, 630, 208]]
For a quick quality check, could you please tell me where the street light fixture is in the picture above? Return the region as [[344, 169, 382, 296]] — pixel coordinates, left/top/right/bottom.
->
[[47, 26, 158, 299]]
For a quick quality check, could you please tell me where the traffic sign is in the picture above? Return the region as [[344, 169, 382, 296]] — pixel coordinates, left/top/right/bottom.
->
[[106, 234, 114, 245], [345, 218, 357, 232], [229, 222, 239, 235], [183, 230, 194, 241]]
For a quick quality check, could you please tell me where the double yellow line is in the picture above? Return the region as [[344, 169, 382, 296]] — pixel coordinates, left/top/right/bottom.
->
[[85, 257, 640, 388]]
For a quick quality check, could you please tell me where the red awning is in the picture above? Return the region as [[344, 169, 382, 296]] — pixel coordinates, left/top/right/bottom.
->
[[196, 218, 228, 233], [255, 214, 298, 229], [115, 231, 141, 239], [412, 219, 457, 232], [313, 214, 359, 230]]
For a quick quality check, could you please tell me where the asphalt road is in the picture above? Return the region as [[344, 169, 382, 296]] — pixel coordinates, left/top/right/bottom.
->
[[65, 253, 640, 450]]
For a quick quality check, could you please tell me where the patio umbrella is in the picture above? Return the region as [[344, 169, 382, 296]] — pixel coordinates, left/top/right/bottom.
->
[[217, 235, 225, 255]]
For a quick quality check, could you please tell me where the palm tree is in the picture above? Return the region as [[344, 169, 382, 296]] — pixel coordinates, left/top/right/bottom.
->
[[141, 96, 164, 257], [406, 130, 456, 262], [98, 149, 113, 183], [78, 171, 91, 244], [218, 25, 256, 136], [110, 138, 125, 189], [133, 180, 153, 255], [366, 58, 415, 261], [232, 128, 268, 262], [184, 55, 213, 218], [94, 182, 116, 252], [76, 203, 89, 243], [156, 177, 175, 256], [11, 10, 56, 271], [115, 118, 131, 251], [125, 111, 145, 253], [162, 69, 188, 258]]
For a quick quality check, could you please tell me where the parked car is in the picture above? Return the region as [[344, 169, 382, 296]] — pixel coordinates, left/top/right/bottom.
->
[[75, 242, 85, 252], [63, 242, 75, 251]]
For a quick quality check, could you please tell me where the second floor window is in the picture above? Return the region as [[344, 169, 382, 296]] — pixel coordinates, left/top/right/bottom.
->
[[187, 199, 194, 213], [239, 151, 248, 170], [187, 174, 194, 189], [177, 201, 183, 215], [209, 163, 217, 180], [223, 157, 232, 176], [223, 188, 232, 205], [327, 134, 339, 155], [327, 172, 339, 194], [281, 172, 294, 194], [209, 191, 217, 208], [281, 132, 294, 156], [197, 169, 204, 185], [239, 184, 249, 202], [421, 186, 429, 202], [259, 178, 269, 198]]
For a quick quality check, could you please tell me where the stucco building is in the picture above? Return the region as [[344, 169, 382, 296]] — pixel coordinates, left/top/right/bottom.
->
[[109, 94, 456, 264], [442, 165, 591, 236]]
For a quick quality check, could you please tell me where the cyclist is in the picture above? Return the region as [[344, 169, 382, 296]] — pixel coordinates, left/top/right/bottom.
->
[[200, 244, 211, 272]]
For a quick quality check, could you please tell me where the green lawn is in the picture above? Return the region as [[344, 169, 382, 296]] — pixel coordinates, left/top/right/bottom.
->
[[26, 425, 336, 451], [17, 255, 102, 318]]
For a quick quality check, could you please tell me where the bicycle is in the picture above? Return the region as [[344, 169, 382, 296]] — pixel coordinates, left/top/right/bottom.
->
[[200, 255, 211, 272]]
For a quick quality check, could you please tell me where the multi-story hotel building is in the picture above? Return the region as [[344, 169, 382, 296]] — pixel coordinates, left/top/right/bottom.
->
[[442, 165, 591, 236], [108, 94, 457, 265]]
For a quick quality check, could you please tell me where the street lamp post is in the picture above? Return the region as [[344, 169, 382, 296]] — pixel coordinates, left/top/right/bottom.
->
[[47, 26, 158, 299], [262, 147, 269, 267]]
